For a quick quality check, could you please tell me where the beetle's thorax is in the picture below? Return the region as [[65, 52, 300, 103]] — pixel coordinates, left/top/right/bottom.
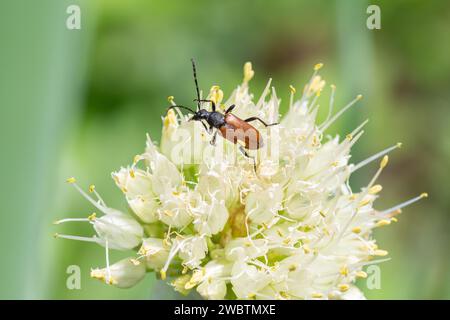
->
[[205, 111, 226, 128]]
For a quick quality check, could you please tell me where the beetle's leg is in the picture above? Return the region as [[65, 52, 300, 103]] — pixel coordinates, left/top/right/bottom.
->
[[244, 117, 278, 127], [225, 104, 236, 114], [194, 99, 216, 112], [239, 146, 257, 173], [210, 130, 218, 146]]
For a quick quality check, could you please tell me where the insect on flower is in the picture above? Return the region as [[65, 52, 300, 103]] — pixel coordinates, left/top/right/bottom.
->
[[166, 59, 278, 171], [54, 60, 428, 299]]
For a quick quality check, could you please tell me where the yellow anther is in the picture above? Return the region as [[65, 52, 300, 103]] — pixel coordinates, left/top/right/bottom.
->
[[243, 62, 254, 83], [303, 245, 311, 254], [129, 169, 135, 178], [359, 199, 371, 207], [90, 269, 104, 280], [373, 249, 388, 256], [339, 266, 349, 276], [356, 271, 367, 279], [314, 63, 323, 71], [88, 212, 97, 221], [164, 108, 177, 128], [130, 259, 140, 266], [209, 85, 223, 105], [330, 84, 336, 90], [138, 246, 148, 256], [164, 210, 174, 217], [66, 177, 76, 184], [356, 94, 363, 100], [289, 85, 296, 94], [396, 142, 403, 148], [312, 292, 323, 298], [307, 75, 325, 96], [160, 270, 167, 280], [369, 184, 383, 194], [346, 133, 353, 141], [380, 155, 389, 169], [420, 192, 428, 198], [376, 219, 391, 227], [391, 217, 398, 222], [121, 187, 128, 193], [288, 265, 297, 272], [338, 284, 350, 292], [53, 233, 59, 238], [167, 95, 174, 103], [133, 155, 141, 164], [352, 226, 361, 234], [89, 184, 95, 193], [247, 293, 256, 299], [349, 194, 357, 200]]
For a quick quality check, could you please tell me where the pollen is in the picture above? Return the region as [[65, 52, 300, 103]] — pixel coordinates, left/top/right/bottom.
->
[[352, 226, 362, 234], [130, 259, 140, 266], [373, 249, 389, 256], [167, 95, 174, 103], [376, 219, 391, 227], [359, 198, 371, 207], [89, 184, 95, 193], [243, 62, 254, 83], [289, 85, 296, 94], [314, 63, 323, 71], [339, 266, 349, 276], [129, 169, 136, 178], [88, 212, 97, 221], [312, 292, 323, 298], [369, 184, 383, 194], [338, 284, 350, 292], [133, 155, 141, 164], [209, 85, 224, 105], [164, 109, 177, 128], [66, 177, 76, 184], [356, 271, 367, 278], [380, 155, 389, 169]]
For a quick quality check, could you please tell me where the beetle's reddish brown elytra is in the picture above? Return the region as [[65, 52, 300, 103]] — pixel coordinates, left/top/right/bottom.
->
[[166, 59, 278, 171]]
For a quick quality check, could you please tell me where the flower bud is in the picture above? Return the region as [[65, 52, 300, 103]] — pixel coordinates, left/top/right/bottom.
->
[[139, 238, 170, 270], [91, 258, 146, 288], [93, 210, 143, 250]]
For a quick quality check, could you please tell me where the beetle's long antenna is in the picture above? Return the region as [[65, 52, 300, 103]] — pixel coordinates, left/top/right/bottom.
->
[[167, 105, 196, 115], [191, 58, 201, 111]]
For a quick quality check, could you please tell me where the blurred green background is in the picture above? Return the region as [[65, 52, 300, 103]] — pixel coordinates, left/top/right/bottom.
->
[[1, 0, 449, 299]]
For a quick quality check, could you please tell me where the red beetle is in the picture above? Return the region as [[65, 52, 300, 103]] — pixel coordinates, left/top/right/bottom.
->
[[167, 59, 278, 170]]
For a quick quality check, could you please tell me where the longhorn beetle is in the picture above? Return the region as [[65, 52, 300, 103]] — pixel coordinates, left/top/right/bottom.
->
[[166, 59, 278, 171]]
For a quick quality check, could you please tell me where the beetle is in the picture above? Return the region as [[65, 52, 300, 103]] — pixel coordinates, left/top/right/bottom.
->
[[166, 59, 278, 171]]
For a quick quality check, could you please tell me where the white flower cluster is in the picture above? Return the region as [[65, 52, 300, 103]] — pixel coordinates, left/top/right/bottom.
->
[[55, 62, 426, 299]]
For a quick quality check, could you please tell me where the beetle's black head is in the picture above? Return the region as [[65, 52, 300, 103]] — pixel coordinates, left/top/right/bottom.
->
[[190, 108, 209, 121]]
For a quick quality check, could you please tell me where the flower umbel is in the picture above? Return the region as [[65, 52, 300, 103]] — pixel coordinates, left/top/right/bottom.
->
[[55, 62, 426, 299]]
